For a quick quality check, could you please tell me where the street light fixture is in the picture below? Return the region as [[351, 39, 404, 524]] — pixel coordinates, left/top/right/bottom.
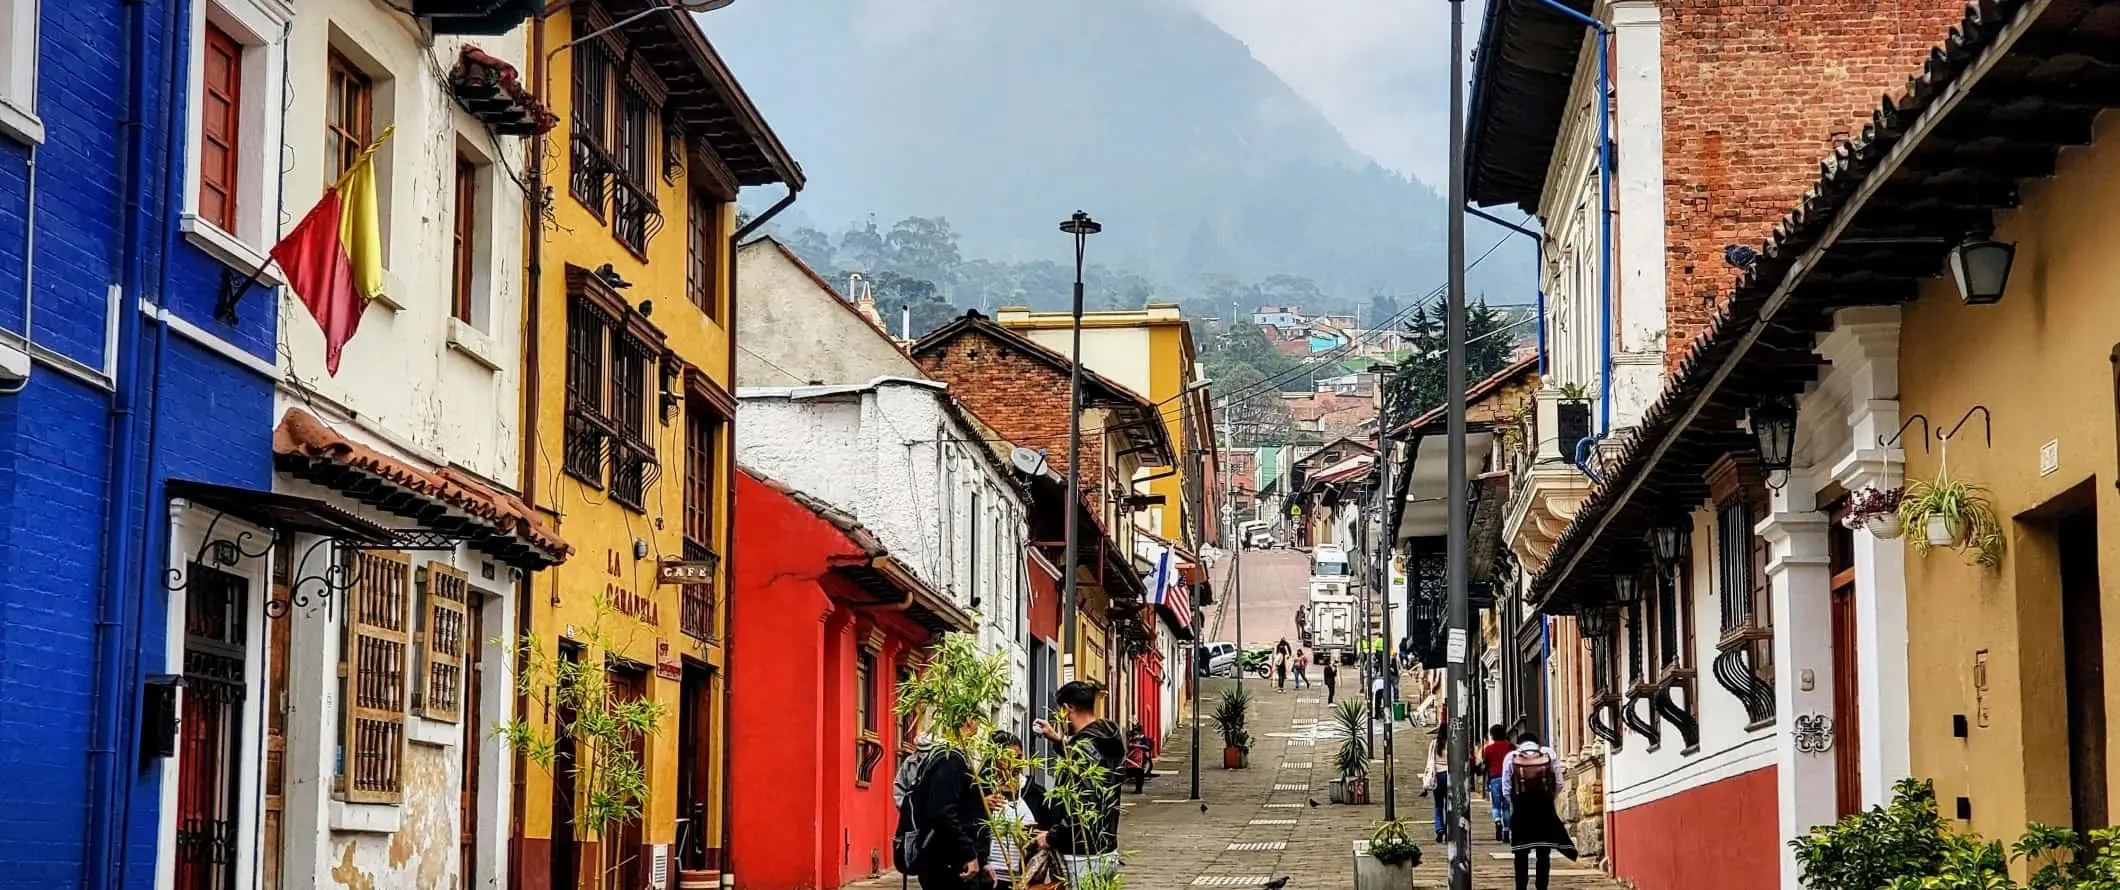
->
[[1749, 396, 1799, 486], [1948, 231, 2016, 305], [1611, 572, 1643, 606], [1058, 210, 1100, 683], [1648, 522, 1688, 566]]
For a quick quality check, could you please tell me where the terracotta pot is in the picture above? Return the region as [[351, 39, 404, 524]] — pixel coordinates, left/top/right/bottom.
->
[[1223, 746, 1249, 769], [677, 869, 719, 890], [1864, 513, 1904, 540]]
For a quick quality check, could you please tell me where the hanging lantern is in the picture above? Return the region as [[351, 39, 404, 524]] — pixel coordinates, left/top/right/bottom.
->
[[1947, 232, 2016, 306], [1648, 522, 1689, 565], [1579, 607, 1611, 637], [1611, 572, 1642, 605], [1749, 397, 1798, 476]]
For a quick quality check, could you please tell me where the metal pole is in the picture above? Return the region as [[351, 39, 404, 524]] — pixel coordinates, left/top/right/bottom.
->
[[1059, 211, 1099, 681], [1445, 0, 1474, 884], [1188, 414, 1205, 800], [1376, 373, 1397, 821]]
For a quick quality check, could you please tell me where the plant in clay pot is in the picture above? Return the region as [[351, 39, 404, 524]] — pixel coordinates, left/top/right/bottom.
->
[[1897, 469, 2004, 567], [1328, 700, 1371, 804], [1213, 687, 1253, 769], [1840, 485, 1906, 540]]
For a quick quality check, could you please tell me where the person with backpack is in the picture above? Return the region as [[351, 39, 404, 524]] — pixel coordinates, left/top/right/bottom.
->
[[1499, 730, 1578, 890], [893, 715, 992, 889]]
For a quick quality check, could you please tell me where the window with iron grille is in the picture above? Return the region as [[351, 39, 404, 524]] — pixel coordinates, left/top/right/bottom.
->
[[1627, 599, 1646, 684], [609, 336, 651, 509], [610, 80, 658, 256], [339, 550, 410, 804], [1718, 499, 1754, 632], [856, 648, 877, 733], [1657, 565, 1688, 670], [680, 393, 720, 642], [563, 297, 612, 486], [687, 188, 720, 318], [415, 562, 470, 724], [568, 15, 613, 217]]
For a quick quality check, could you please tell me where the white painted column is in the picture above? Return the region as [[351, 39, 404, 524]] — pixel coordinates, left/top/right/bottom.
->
[[1758, 478, 1834, 890], [1608, 0, 1668, 427], [1821, 307, 1911, 806]]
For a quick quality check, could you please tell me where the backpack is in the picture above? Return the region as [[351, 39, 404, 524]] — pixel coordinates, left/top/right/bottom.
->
[[1510, 748, 1556, 798], [891, 749, 935, 874]]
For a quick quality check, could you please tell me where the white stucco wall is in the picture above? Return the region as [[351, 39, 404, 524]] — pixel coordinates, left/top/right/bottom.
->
[[276, 0, 529, 484], [734, 239, 928, 387], [737, 378, 1035, 721], [1017, 325, 1155, 400]]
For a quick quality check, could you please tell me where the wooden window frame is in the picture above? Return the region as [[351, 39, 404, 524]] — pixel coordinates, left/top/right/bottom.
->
[[339, 550, 411, 804], [1708, 453, 1777, 727], [451, 154, 478, 324], [415, 562, 471, 724], [563, 296, 614, 488], [564, 268, 665, 506], [199, 21, 243, 232], [686, 187, 721, 318], [327, 50, 373, 183], [568, 13, 615, 217]]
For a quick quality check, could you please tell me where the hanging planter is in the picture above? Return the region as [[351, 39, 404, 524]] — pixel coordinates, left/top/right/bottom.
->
[[1841, 485, 1905, 540], [1897, 469, 2004, 567]]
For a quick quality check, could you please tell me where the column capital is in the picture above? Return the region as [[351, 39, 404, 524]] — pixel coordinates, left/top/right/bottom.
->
[[1756, 510, 1830, 573], [1609, 0, 1662, 25], [1833, 448, 1906, 493]]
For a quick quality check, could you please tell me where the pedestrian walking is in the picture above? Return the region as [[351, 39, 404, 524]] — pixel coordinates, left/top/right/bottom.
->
[[984, 731, 1055, 890], [1121, 724, 1154, 794], [1321, 659, 1338, 703], [1370, 672, 1387, 720], [1501, 730, 1579, 890], [1480, 724, 1517, 842], [1420, 726, 1449, 843], [1273, 641, 1290, 692], [1291, 649, 1310, 689]]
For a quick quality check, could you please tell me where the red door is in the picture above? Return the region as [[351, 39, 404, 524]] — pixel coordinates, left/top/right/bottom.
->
[[176, 564, 250, 890]]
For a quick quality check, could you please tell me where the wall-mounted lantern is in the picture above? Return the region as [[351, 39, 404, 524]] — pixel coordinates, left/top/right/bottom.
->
[[1948, 232, 2016, 306], [1611, 572, 1642, 606], [1749, 396, 1798, 484], [1648, 522, 1689, 566]]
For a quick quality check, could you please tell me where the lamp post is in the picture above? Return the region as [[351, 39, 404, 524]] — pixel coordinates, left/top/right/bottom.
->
[[1444, 0, 1473, 884], [1059, 211, 1100, 681]]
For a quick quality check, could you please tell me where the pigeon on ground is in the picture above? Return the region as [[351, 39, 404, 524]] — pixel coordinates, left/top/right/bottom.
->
[[1262, 877, 1291, 890], [1307, 798, 1320, 807], [1199, 803, 1209, 814], [1724, 244, 1759, 270]]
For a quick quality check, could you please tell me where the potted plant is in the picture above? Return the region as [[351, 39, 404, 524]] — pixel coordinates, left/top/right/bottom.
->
[[1327, 700, 1371, 804], [1841, 485, 1905, 539], [1213, 688, 1253, 769], [1353, 818, 1423, 889], [1897, 469, 2005, 567]]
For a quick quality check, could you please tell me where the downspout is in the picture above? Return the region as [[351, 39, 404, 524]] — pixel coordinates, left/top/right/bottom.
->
[[511, 12, 548, 887], [1534, 0, 1616, 435], [725, 185, 798, 874], [1463, 206, 1543, 375], [87, 0, 174, 883]]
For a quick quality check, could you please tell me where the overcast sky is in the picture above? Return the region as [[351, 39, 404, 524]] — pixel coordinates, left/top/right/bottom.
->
[[1191, 0, 1480, 190]]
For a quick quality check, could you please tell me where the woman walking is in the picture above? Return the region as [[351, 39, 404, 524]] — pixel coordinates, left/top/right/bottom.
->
[[1500, 731, 1578, 890], [1272, 641, 1290, 692], [1420, 726, 1449, 843], [1291, 649, 1310, 689]]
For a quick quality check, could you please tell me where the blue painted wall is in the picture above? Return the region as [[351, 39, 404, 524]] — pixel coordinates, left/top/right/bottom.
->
[[0, 0, 279, 887]]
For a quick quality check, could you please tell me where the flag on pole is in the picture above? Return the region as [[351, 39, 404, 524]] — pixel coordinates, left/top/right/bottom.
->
[[272, 125, 394, 375]]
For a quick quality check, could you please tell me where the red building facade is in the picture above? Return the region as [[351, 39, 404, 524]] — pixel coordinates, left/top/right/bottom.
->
[[729, 471, 971, 888]]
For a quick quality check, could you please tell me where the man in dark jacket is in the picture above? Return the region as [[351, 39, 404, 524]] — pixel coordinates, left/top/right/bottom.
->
[[1034, 680, 1126, 873], [908, 717, 992, 889]]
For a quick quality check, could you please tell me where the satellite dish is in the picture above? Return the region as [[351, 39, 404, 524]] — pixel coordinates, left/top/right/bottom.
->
[[1011, 447, 1047, 476]]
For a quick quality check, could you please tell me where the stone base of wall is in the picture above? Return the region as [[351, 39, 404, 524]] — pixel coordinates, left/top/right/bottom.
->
[[1563, 751, 1606, 862]]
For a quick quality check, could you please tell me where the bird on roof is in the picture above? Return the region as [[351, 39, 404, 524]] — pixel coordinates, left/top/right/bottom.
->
[[1724, 244, 1759, 270]]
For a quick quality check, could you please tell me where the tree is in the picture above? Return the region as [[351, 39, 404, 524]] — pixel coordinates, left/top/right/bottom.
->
[[866, 271, 956, 338], [1365, 292, 1401, 328], [1215, 363, 1293, 447], [882, 215, 963, 284], [837, 215, 888, 273], [781, 226, 837, 271], [1466, 297, 1513, 383]]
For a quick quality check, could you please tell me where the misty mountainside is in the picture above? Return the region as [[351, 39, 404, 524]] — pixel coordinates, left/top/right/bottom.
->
[[708, 0, 1534, 319]]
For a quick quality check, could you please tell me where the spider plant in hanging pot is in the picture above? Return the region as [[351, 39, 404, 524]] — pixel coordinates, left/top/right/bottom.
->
[[1840, 485, 1905, 540], [1896, 470, 2005, 567]]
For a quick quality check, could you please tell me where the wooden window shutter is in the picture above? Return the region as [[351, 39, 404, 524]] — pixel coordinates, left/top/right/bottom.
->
[[417, 562, 471, 724], [345, 550, 411, 803]]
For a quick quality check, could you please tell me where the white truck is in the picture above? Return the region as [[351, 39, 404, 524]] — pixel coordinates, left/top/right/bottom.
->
[[1306, 544, 1359, 665]]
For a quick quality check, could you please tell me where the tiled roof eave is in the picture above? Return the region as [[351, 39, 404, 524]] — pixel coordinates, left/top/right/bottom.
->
[[1529, 0, 2066, 612]]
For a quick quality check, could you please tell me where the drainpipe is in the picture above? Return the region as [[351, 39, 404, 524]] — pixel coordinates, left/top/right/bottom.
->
[[725, 185, 797, 876], [86, 0, 177, 883], [1535, 0, 1615, 439], [1464, 206, 1544, 375], [511, 12, 550, 887]]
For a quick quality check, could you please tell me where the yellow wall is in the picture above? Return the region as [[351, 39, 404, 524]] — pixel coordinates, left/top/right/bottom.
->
[[1899, 111, 2120, 841], [519, 6, 735, 874]]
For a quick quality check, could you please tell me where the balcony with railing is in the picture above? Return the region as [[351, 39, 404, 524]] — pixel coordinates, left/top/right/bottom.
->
[[679, 542, 719, 643], [611, 174, 662, 258], [1500, 388, 1598, 576]]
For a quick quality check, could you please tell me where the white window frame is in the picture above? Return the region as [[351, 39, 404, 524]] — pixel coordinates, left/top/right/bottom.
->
[[0, 0, 41, 144], [180, 0, 292, 285], [153, 504, 272, 890]]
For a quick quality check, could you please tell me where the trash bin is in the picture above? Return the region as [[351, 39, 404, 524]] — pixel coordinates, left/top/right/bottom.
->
[[1392, 700, 1408, 722]]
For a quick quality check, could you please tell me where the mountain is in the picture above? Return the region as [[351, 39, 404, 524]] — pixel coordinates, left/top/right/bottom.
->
[[704, 0, 1535, 312]]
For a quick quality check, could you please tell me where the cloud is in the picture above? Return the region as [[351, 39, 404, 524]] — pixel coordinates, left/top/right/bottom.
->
[[1190, 0, 1482, 188]]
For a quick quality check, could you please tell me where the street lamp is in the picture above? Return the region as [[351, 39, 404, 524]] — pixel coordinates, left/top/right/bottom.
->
[[1058, 210, 1100, 682], [1948, 231, 2016, 305], [1749, 396, 1798, 487], [1611, 572, 1643, 606], [1647, 521, 1688, 567]]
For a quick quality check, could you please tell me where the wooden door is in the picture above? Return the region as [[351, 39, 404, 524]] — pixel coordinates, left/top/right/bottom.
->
[[262, 537, 293, 890], [2059, 509, 2108, 831], [602, 664, 650, 889], [1828, 516, 1863, 817], [676, 664, 713, 872], [551, 643, 582, 890], [458, 595, 485, 887]]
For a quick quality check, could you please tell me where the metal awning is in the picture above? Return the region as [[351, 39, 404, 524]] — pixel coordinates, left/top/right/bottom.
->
[[1396, 429, 1498, 540], [167, 479, 394, 544]]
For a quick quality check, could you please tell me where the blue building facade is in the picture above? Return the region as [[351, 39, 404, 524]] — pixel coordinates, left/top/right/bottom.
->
[[0, 0, 282, 887]]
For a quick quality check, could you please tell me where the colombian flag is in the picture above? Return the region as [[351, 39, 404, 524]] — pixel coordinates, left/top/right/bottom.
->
[[272, 125, 393, 376]]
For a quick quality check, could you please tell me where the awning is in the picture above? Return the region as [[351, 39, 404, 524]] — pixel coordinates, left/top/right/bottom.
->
[[1396, 427, 1498, 540], [167, 479, 395, 544]]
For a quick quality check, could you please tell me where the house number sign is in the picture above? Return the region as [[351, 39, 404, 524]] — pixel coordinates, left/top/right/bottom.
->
[[1794, 714, 1835, 754]]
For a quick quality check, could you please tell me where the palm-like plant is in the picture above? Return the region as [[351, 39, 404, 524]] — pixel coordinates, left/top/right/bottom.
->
[[1331, 700, 1370, 778]]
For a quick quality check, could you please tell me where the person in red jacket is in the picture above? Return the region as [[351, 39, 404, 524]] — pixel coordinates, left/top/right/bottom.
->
[[1480, 725, 1517, 841]]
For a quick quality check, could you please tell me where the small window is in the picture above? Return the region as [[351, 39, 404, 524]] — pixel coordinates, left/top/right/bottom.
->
[[968, 488, 982, 603], [562, 298, 611, 487], [415, 562, 470, 724], [687, 189, 721, 318], [0, 0, 42, 144], [450, 154, 478, 324], [856, 648, 877, 733], [567, 21, 613, 216], [327, 51, 373, 182], [198, 22, 243, 232], [339, 550, 411, 804]]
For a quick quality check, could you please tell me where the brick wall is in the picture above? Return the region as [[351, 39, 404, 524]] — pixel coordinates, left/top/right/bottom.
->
[[1660, 0, 1965, 364], [915, 328, 1105, 507]]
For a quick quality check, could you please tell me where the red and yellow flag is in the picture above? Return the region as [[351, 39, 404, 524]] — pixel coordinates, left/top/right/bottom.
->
[[272, 125, 393, 376]]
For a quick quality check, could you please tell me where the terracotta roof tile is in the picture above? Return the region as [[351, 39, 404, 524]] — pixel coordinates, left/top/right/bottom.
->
[[272, 408, 570, 560]]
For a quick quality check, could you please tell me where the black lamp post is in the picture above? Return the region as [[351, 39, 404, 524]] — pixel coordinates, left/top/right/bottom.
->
[[1058, 211, 1101, 681], [1749, 396, 1799, 487], [1948, 231, 2016, 305]]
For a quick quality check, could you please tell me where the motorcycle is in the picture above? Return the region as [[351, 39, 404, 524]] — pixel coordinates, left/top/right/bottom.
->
[[1237, 646, 1274, 679]]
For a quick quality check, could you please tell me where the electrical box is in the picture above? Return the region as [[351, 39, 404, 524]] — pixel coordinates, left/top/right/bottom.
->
[[142, 674, 184, 760]]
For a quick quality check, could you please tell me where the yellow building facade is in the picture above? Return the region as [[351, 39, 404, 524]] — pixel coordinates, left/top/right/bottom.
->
[[518, 5, 799, 887]]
